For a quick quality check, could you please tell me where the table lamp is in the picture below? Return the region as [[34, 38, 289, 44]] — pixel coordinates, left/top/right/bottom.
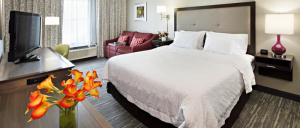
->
[[265, 14, 294, 58]]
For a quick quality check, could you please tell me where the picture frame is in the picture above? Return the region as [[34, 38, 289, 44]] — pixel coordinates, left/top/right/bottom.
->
[[134, 2, 147, 21]]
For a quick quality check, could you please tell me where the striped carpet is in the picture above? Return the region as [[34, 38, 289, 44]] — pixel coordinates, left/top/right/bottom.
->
[[72, 57, 147, 128], [72, 57, 300, 128]]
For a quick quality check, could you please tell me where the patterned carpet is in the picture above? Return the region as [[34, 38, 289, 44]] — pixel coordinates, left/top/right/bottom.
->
[[72, 57, 146, 128], [72, 57, 300, 128]]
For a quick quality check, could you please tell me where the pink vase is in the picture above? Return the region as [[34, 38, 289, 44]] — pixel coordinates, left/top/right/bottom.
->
[[272, 35, 286, 55]]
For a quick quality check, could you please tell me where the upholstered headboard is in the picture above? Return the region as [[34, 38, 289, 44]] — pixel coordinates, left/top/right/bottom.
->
[[174, 2, 256, 55]]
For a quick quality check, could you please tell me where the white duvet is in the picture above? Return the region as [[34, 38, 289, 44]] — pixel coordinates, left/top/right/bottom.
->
[[103, 46, 256, 128]]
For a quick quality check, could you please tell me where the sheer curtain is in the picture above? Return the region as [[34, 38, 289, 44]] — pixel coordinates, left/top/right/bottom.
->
[[62, 0, 96, 48]]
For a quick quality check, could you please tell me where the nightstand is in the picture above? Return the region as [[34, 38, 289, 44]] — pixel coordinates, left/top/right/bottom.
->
[[255, 53, 294, 81], [152, 40, 173, 48]]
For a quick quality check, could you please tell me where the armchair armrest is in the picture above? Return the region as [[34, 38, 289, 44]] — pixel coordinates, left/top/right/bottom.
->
[[104, 37, 119, 47], [132, 34, 158, 52]]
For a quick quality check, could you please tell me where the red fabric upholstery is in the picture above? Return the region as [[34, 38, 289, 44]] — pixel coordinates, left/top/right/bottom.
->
[[117, 47, 133, 54], [104, 37, 118, 48], [105, 50, 122, 58], [122, 31, 136, 44], [132, 34, 158, 52], [106, 45, 127, 52], [133, 32, 153, 42], [104, 32, 158, 58]]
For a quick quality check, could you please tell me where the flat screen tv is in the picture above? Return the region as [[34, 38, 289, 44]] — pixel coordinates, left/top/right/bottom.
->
[[8, 11, 41, 64]]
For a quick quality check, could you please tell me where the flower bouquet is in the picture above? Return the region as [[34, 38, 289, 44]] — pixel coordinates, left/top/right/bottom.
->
[[25, 69, 102, 128], [158, 31, 169, 41]]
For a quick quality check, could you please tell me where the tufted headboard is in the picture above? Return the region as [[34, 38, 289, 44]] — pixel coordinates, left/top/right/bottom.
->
[[174, 2, 256, 55]]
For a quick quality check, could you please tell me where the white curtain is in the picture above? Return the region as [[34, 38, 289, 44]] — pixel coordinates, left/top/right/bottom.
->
[[96, 0, 126, 57], [62, 0, 96, 48]]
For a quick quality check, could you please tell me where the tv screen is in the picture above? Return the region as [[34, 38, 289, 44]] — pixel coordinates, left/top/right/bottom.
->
[[8, 11, 41, 62]]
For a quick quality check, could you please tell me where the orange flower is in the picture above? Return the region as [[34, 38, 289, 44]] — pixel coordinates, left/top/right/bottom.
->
[[69, 69, 83, 82], [37, 75, 55, 93], [78, 77, 84, 83], [86, 70, 99, 80], [27, 102, 53, 122], [74, 89, 86, 101], [62, 84, 77, 96], [93, 81, 102, 89], [25, 94, 49, 114], [83, 76, 94, 92], [92, 70, 99, 79], [61, 79, 75, 87], [89, 89, 99, 99], [29, 91, 41, 102], [55, 96, 75, 108], [86, 71, 92, 77]]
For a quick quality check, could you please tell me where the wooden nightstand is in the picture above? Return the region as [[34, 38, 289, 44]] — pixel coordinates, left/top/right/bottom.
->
[[152, 40, 173, 48], [255, 53, 294, 81]]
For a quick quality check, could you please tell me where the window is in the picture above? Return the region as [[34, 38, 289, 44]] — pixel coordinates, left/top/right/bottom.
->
[[62, 0, 96, 48]]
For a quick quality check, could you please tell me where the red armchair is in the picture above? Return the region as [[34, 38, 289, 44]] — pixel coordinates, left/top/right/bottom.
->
[[105, 31, 158, 58]]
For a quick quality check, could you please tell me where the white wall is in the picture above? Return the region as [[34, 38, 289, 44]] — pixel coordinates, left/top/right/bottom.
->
[[127, 0, 300, 95]]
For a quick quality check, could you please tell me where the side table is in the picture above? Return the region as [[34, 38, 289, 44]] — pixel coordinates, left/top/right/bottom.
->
[[108, 42, 126, 58]]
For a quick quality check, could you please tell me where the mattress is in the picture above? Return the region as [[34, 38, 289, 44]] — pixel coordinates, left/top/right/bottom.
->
[[103, 46, 255, 128]]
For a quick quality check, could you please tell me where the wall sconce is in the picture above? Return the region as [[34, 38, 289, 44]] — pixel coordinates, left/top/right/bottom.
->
[[45, 17, 60, 25], [157, 6, 169, 32], [157, 6, 169, 20]]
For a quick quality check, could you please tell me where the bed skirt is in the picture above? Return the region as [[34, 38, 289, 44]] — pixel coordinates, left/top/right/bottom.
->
[[107, 82, 251, 128]]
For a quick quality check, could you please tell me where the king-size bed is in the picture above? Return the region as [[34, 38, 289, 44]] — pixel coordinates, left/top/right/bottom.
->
[[103, 2, 256, 128]]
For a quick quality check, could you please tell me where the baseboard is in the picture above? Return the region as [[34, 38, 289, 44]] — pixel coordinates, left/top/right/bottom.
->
[[253, 85, 300, 102], [70, 56, 98, 63]]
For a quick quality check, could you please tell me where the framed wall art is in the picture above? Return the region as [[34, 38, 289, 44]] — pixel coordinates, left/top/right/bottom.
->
[[134, 2, 147, 21]]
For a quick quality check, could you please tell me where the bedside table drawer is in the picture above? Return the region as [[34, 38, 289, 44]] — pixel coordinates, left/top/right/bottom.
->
[[255, 62, 292, 71]]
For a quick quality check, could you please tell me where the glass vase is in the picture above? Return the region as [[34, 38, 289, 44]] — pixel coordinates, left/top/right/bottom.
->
[[59, 108, 77, 128]]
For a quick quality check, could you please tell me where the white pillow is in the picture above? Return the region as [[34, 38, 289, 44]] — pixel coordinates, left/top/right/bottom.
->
[[170, 31, 202, 49], [179, 30, 206, 49], [203, 32, 248, 55], [242, 54, 254, 63]]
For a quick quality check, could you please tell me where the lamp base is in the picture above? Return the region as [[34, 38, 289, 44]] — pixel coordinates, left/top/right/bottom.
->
[[272, 53, 286, 58]]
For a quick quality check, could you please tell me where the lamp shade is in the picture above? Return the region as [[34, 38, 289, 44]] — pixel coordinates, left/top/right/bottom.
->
[[45, 17, 59, 25], [157, 6, 166, 14], [265, 14, 294, 35]]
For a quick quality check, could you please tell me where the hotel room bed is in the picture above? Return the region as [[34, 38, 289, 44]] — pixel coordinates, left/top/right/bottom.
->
[[104, 2, 256, 128], [103, 46, 255, 128]]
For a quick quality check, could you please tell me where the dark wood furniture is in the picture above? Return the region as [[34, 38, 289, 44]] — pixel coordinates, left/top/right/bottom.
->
[[255, 52, 294, 81], [0, 47, 75, 94], [0, 47, 112, 128], [152, 40, 173, 48], [107, 2, 256, 128]]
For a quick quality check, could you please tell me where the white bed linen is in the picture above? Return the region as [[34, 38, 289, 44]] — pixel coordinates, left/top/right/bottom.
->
[[103, 46, 256, 128]]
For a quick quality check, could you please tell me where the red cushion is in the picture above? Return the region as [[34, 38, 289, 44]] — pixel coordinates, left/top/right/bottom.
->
[[117, 46, 133, 54], [133, 32, 153, 42], [117, 35, 128, 43], [130, 37, 144, 47], [121, 31, 136, 44]]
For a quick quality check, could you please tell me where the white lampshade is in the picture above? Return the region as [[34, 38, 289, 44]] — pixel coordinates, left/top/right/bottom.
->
[[157, 6, 166, 14], [265, 14, 294, 35], [45, 17, 59, 25]]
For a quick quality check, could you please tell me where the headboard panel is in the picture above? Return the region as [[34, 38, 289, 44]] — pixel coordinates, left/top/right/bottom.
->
[[174, 2, 256, 55]]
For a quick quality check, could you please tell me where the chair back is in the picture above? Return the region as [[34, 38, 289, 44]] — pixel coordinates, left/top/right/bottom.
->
[[54, 44, 70, 59]]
